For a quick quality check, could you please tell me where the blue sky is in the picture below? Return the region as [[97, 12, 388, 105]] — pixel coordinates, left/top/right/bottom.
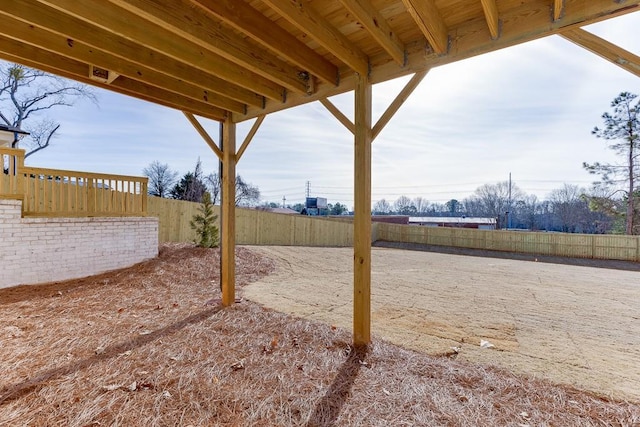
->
[[21, 12, 640, 209]]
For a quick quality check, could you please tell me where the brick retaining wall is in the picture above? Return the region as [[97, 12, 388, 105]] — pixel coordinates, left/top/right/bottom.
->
[[0, 199, 158, 288]]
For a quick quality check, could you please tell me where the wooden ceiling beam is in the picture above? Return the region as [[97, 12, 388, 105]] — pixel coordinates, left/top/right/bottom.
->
[[0, 36, 227, 121], [560, 27, 640, 78], [260, 0, 370, 76], [192, 0, 338, 85], [30, 0, 285, 102], [0, 0, 263, 108], [108, 0, 310, 95], [0, 13, 247, 114], [401, 0, 449, 54], [480, 0, 501, 40], [239, 0, 640, 121], [338, 0, 406, 65]]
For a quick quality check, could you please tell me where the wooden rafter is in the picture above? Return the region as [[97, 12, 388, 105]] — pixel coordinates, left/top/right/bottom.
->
[[480, 0, 500, 40], [0, 35, 227, 121], [1, 1, 263, 109], [34, 0, 285, 101], [401, 0, 448, 54], [560, 28, 640, 78], [554, 0, 565, 21], [108, 0, 310, 95], [192, 0, 338, 86], [261, 0, 370, 76], [338, 0, 406, 66], [0, 0, 636, 124], [1, 12, 247, 114], [241, 0, 640, 121]]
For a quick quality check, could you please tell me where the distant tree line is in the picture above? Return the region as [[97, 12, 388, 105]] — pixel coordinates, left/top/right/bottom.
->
[[371, 181, 613, 233], [143, 159, 260, 207]]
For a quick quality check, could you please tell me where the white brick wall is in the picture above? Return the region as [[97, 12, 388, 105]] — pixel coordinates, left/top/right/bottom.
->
[[0, 199, 158, 289]]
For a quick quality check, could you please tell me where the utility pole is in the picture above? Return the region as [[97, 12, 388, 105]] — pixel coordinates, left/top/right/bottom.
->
[[508, 172, 512, 229], [282, 195, 286, 208]]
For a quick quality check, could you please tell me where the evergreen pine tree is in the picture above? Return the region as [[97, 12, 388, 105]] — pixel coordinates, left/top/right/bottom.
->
[[190, 192, 219, 248]]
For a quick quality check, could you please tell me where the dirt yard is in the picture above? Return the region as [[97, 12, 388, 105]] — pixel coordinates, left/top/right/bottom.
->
[[244, 246, 640, 401]]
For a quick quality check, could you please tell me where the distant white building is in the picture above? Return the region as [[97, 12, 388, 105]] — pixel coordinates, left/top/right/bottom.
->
[[409, 217, 496, 230]]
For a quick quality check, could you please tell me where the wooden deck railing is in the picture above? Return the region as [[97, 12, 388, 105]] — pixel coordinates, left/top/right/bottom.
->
[[0, 147, 24, 200], [1, 147, 147, 217]]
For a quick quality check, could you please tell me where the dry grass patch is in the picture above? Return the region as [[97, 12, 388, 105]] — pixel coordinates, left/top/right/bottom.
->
[[1, 244, 638, 426]]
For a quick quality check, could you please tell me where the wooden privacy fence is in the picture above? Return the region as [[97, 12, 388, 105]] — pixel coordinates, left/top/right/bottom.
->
[[148, 196, 203, 243], [149, 197, 640, 261], [1, 148, 147, 217], [376, 223, 640, 262], [149, 196, 353, 246], [236, 208, 353, 246]]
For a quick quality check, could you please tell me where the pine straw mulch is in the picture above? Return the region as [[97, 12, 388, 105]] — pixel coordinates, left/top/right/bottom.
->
[[0, 244, 639, 427]]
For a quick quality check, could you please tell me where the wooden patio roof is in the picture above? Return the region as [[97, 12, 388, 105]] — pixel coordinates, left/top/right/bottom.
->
[[0, 0, 638, 123], [3, 0, 639, 346]]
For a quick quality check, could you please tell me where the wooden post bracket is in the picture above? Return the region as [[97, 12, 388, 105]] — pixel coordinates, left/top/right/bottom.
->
[[319, 70, 429, 143]]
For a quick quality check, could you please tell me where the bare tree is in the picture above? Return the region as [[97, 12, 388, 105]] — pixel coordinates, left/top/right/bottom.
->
[[413, 197, 430, 215], [548, 184, 584, 232], [205, 172, 221, 204], [0, 62, 96, 157], [464, 181, 524, 228], [393, 196, 417, 215], [373, 199, 392, 215], [513, 194, 540, 230], [584, 92, 640, 235], [143, 161, 178, 198], [235, 175, 260, 207], [205, 172, 261, 206]]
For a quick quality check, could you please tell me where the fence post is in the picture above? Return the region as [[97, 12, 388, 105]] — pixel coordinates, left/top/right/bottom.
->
[[141, 179, 148, 215], [16, 150, 25, 213], [87, 177, 96, 215]]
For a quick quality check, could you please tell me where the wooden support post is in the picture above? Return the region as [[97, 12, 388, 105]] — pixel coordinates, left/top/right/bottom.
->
[[220, 116, 237, 306], [353, 73, 372, 346]]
